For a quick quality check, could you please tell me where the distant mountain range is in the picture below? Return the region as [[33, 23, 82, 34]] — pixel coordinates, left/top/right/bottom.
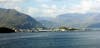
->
[[87, 23, 100, 28], [36, 13, 100, 28], [0, 8, 43, 30]]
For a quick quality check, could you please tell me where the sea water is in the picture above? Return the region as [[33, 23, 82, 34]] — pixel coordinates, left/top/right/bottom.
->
[[0, 31, 100, 48]]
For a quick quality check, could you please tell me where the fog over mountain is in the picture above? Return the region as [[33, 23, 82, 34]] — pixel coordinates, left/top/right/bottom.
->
[[36, 13, 100, 28]]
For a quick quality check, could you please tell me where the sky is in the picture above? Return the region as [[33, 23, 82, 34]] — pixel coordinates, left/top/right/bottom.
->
[[0, 0, 100, 18]]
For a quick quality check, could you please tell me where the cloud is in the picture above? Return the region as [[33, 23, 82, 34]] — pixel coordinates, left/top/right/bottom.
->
[[91, 0, 100, 12], [39, 4, 69, 17], [26, 7, 39, 15], [67, 0, 100, 13], [41, 4, 49, 8], [0, 0, 25, 3], [0, 0, 26, 9], [0, 0, 100, 18], [35, 0, 51, 3], [65, 0, 92, 13], [39, 0, 93, 17]]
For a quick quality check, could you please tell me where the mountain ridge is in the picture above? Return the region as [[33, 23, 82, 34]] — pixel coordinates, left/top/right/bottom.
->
[[36, 13, 100, 28], [0, 8, 43, 32]]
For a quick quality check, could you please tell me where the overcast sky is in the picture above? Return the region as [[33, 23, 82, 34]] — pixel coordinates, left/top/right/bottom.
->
[[0, 0, 100, 17]]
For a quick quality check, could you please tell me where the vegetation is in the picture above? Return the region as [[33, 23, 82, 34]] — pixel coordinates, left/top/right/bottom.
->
[[69, 28, 79, 31], [0, 27, 15, 33], [58, 26, 79, 31], [59, 26, 69, 30], [0, 8, 43, 32]]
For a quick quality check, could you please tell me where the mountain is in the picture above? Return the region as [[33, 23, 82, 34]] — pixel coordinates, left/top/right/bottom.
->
[[57, 13, 100, 27], [36, 17, 62, 28], [85, 13, 100, 28], [0, 8, 43, 30], [36, 13, 90, 28], [36, 13, 100, 28], [38, 20, 60, 28], [87, 23, 100, 28]]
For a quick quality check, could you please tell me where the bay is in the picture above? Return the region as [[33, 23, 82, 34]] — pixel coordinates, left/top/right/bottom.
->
[[0, 31, 100, 48]]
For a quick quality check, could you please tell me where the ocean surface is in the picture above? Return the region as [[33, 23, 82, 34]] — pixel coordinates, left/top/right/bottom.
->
[[0, 31, 100, 48]]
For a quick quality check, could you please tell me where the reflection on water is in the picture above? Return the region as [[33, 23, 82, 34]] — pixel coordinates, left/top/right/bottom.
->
[[0, 31, 100, 48]]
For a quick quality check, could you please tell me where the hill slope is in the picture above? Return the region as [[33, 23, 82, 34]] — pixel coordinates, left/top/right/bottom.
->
[[0, 8, 43, 30]]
